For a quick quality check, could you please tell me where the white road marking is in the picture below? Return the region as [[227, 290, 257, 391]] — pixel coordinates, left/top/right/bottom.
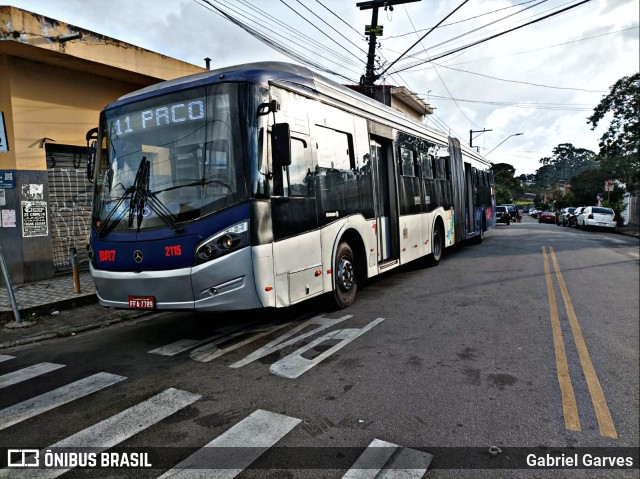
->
[[149, 339, 204, 356], [342, 439, 433, 479], [342, 439, 398, 479], [158, 409, 301, 479], [190, 324, 289, 363], [230, 315, 352, 368], [148, 323, 260, 356], [0, 372, 125, 431], [2, 388, 201, 479], [0, 355, 15, 363], [270, 318, 385, 379], [0, 363, 65, 389]]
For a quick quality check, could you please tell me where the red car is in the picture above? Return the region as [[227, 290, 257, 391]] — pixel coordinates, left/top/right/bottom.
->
[[538, 211, 556, 224]]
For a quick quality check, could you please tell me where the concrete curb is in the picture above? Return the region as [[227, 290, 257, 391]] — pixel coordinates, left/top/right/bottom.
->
[[0, 293, 99, 324], [0, 310, 159, 350]]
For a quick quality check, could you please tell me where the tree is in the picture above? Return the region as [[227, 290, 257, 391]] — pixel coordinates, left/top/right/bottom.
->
[[491, 162, 523, 203], [535, 143, 596, 187], [568, 169, 624, 207], [587, 73, 640, 191]]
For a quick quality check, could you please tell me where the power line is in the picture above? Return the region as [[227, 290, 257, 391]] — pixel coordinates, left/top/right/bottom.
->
[[235, 0, 363, 67], [424, 94, 593, 111], [195, 0, 359, 82], [442, 26, 640, 67], [377, 0, 471, 80], [391, 0, 552, 70], [424, 61, 608, 93], [216, 0, 363, 69], [401, 5, 480, 128], [279, 0, 365, 64], [293, 0, 368, 56], [389, 0, 595, 75], [386, 0, 539, 39]]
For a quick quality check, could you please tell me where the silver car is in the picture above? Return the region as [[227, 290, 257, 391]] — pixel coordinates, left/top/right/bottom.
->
[[557, 207, 577, 226], [576, 206, 617, 230]]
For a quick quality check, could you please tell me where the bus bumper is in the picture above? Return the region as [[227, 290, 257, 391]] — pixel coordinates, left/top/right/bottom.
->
[[90, 247, 264, 311]]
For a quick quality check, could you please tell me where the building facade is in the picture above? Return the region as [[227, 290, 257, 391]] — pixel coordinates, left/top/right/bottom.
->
[[0, 6, 206, 283]]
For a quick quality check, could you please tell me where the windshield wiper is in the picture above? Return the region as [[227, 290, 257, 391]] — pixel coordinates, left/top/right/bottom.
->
[[127, 157, 183, 233], [96, 157, 183, 237]]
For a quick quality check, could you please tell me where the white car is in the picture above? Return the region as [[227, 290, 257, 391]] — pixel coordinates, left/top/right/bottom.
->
[[576, 206, 617, 230]]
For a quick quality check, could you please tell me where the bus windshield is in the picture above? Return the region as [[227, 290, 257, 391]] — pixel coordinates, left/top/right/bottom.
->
[[94, 83, 254, 232]]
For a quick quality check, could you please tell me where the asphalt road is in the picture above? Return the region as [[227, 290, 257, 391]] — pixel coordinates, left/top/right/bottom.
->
[[1, 216, 638, 478]]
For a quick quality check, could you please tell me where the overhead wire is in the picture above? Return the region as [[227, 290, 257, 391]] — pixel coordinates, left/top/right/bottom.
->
[[423, 94, 594, 111], [386, 0, 539, 38], [389, 0, 595, 74], [377, 0, 470, 79], [206, 0, 362, 71], [400, 5, 480, 129], [292, 0, 368, 57], [279, 0, 365, 65], [441, 26, 640, 67], [423, 61, 608, 93], [391, 0, 548, 70], [312, 0, 461, 137], [234, 0, 364, 68], [195, 0, 359, 82]]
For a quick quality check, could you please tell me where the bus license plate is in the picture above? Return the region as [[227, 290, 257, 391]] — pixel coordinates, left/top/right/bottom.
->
[[128, 296, 155, 310]]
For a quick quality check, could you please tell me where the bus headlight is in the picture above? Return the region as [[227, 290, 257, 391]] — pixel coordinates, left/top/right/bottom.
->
[[195, 221, 249, 264]]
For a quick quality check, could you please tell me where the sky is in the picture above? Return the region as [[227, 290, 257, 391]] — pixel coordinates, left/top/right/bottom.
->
[[9, 0, 640, 175]]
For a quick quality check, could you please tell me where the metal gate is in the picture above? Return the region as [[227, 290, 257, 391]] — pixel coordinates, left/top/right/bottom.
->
[[46, 144, 92, 273]]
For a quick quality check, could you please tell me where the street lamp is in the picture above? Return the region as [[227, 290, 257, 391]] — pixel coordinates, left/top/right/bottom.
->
[[485, 132, 523, 156]]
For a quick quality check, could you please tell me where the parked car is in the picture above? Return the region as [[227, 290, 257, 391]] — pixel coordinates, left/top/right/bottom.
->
[[557, 207, 577, 226], [538, 211, 556, 224], [575, 206, 617, 230], [530, 209, 541, 218], [567, 207, 585, 227], [501, 204, 517, 221], [495, 205, 511, 225]]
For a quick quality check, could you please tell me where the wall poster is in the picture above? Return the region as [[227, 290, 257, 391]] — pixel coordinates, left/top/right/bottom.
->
[[21, 200, 48, 237]]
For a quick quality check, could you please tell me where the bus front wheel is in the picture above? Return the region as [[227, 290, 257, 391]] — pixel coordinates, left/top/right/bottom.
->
[[333, 241, 358, 308]]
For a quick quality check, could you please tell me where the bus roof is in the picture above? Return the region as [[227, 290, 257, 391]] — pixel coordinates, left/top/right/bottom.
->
[[110, 61, 490, 168]]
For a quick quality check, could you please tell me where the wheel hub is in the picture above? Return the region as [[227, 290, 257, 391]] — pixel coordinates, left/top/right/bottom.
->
[[337, 257, 354, 291]]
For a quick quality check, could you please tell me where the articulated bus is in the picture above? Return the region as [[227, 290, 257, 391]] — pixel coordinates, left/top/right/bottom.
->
[[86, 62, 495, 312]]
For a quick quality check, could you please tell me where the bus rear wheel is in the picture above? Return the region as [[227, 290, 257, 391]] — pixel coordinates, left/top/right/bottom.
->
[[427, 224, 444, 266], [333, 241, 357, 308]]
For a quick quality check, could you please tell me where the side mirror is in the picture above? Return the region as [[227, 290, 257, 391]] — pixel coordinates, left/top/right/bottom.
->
[[272, 123, 291, 167], [86, 127, 98, 183]]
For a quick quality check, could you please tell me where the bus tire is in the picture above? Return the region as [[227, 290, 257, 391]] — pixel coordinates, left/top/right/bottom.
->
[[475, 217, 485, 244], [333, 241, 357, 308], [427, 224, 444, 266]]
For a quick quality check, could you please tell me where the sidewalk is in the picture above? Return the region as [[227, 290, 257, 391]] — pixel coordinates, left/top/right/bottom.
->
[[1, 224, 638, 349], [0, 271, 157, 349]]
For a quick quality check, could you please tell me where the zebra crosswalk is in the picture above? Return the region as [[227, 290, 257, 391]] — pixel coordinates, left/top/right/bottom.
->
[[147, 314, 385, 379], [0, 355, 432, 478]]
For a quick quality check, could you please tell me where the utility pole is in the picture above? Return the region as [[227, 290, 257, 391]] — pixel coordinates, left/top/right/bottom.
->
[[357, 0, 420, 98], [469, 128, 492, 148]]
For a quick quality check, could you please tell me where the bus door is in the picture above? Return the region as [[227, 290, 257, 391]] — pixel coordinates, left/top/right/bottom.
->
[[465, 163, 475, 235], [370, 138, 398, 264]]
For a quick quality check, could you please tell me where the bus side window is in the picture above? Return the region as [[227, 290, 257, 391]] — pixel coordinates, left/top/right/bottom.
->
[[288, 137, 314, 197], [400, 147, 416, 177], [315, 126, 353, 171]]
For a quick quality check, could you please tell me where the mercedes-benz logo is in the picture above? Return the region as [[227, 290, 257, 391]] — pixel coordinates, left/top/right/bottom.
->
[[133, 250, 143, 263]]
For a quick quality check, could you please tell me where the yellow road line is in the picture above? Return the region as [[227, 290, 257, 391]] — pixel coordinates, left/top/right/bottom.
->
[[542, 246, 581, 432], [549, 247, 618, 439]]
